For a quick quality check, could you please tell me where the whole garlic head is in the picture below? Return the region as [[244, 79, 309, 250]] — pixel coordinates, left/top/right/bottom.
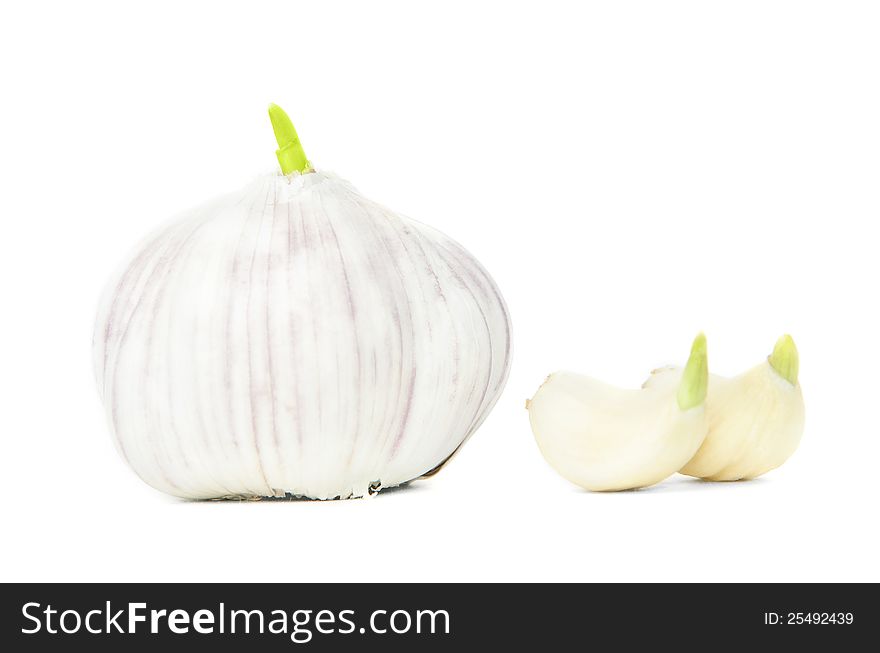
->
[[527, 334, 709, 491], [678, 335, 804, 481], [93, 107, 511, 500]]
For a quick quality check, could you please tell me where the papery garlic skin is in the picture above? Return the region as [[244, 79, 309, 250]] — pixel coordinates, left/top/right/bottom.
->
[[528, 336, 708, 492], [678, 358, 805, 481], [93, 171, 511, 500]]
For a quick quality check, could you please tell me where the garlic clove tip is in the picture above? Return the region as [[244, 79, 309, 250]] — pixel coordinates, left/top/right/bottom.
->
[[677, 332, 708, 411], [268, 102, 309, 175], [768, 334, 799, 385]]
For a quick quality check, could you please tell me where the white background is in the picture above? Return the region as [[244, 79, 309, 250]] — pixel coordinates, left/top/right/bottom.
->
[[1, 1, 878, 582]]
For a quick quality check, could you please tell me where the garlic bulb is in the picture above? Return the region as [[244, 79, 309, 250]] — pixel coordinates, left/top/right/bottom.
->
[[93, 105, 511, 500], [676, 335, 804, 481], [527, 334, 708, 491]]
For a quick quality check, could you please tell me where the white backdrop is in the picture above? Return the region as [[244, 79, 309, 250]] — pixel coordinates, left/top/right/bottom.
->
[[1, 1, 878, 582]]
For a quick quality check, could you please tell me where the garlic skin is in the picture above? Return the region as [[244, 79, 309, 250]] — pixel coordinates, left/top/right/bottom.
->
[[93, 171, 511, 500], [678, 336, 804, 481], [528, 335, 708, 491]]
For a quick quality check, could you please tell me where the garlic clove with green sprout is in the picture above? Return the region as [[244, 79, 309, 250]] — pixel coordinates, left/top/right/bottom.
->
[[93, 104, 512, 500], [675, 335, 805, 481], [527, 334, 709, 491]]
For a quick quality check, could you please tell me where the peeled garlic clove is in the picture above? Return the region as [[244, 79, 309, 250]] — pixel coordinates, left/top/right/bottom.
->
[[527, 334, 709, 491], [679, 335, 804, 481], [92, 104, 512, 500]]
